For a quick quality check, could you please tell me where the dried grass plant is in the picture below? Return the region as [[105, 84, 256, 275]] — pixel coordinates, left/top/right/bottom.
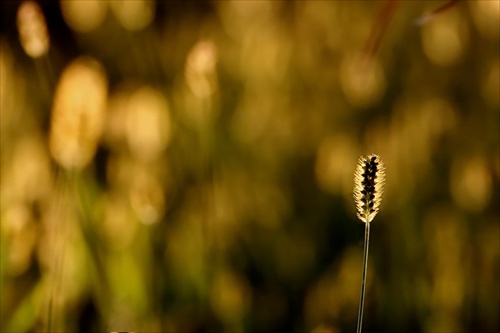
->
[[353, 154, 385, 333], [45, 55, 108, 332]]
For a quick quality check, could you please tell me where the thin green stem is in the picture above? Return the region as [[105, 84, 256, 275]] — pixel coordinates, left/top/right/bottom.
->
[[356, 221, 370, 333]]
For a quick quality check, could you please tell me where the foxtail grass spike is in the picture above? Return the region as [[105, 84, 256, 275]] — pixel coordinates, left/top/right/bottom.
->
[[354, 154, 385, 333], [354, 154, 385, 224]]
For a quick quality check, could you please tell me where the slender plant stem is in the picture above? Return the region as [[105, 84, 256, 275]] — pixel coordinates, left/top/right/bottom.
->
[[46, 170, 67, 333], [356, 221, 371, 333]]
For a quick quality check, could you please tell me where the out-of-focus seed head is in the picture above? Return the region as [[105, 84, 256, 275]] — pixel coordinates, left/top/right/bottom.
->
[[185, 40, 218, 99], [17, 1, 50, 58], [49, 56, 108, 169], [125, 86, 172, 162]]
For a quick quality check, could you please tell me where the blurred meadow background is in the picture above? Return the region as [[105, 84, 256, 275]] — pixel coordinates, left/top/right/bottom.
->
[[1, 1, 499, 332]]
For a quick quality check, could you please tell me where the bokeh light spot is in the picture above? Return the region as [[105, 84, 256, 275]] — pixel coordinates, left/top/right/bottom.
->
[[60, 0, 107, 33], [421, 12, 467, 66], [340, 55, 386, 108], [110, 0, 155, 31]]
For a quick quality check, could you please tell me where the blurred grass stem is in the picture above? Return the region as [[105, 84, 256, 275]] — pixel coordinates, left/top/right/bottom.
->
[[46, 169, 69, 332], [73, 170, 110, 328]]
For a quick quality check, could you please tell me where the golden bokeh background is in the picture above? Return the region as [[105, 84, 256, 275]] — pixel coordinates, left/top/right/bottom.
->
[[1, 1, 499, 332]]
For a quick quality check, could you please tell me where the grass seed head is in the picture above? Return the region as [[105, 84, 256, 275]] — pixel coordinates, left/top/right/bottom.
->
[[49, 56, 107, 169], [17, 1, 50, 58], [354, 154, 385, 223]]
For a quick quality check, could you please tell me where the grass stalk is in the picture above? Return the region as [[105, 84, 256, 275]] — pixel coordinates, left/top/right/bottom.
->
[[356, 221, 370, 333]]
